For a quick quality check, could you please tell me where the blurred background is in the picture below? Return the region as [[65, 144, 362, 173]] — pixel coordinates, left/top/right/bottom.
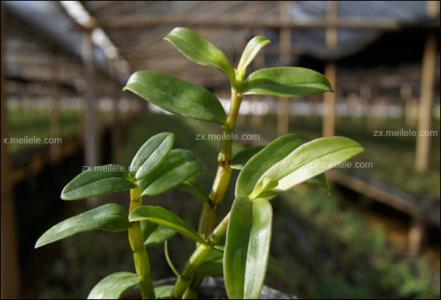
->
[[1, 1, 440, 298]]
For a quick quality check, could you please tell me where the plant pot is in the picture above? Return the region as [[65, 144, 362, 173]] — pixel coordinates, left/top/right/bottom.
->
[[154, 277, 296, 299]]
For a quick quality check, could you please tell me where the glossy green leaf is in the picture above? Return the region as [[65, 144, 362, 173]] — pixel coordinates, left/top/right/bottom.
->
[[141, 221, 176, 247], [235, 134, 304, 197], [243, 67, 332, 98], [165, 27, 235, 82], [124, 71, 226, 124], [61, 164, 134, 200], [224, 197, 272, 299], [130, 132, 174, 180], [231, 145, 265, 170], [35, 204, 129, 248], [237, 35, 270, 78], [129, 206, 205, 244], [140, 149, 205, 196], [87, 272, 140, 299], [155, 285, 174, 299], [259, 136, 363, 193]]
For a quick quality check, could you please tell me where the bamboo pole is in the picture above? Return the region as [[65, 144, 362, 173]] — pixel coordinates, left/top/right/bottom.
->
[[323, 1, 339, 137], [110, 61, 122, 162], [408, 217, 426, 257], [1, 4, 21, 298], [50, 51, 62, 162], [277, 1, 292, 135], [82, 29, 98, 168], [251, 28, 265, 129], [415, 34, 438, 172], [409, 0, 439, 256]]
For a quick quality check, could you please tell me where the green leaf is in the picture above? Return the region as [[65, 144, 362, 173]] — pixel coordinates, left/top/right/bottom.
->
[[129, 206, 205, 244], [87, 272, 140, 299], [35, 204, 129, 248], [237, 35, 270, 79], [235, 134, 304, 197], [124, 71, 226, 124], [165, 27, 235, 83], [259, 136, 363, 193], [155, 285, 174, 299], [130, 132, 174, 180], [140, 149, 205, 196], [141, 221, 176, 247], [243, 67, 332, 98], [231, 145, 265, 170], [178, 179, 210, 204], [224, 197, 272, 299], [61, 164, 134, 200]]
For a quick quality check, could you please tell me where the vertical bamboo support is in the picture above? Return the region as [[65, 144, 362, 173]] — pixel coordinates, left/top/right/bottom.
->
[[408, 217, 426, 257], [50, 51, 62, 162], [252, 28, 265, 129], [277, 1, 292, 135], [82, 29, 98, 168], [401, 84, 417, 127], [322, 1, 339, 137], [415, 10, 438, 172], [110, 61, 121, 162], [1, 4, 20, 297]]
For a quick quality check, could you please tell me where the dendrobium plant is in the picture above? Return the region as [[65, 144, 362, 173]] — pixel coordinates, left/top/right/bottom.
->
[[36, 27, 363, 299]]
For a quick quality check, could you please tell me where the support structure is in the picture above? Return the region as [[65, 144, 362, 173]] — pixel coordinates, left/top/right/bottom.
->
[[277, 1, 292, 135], [322, 1, 339, 137], [50, 51, 62, 161], [408, 217, 426, 257], [1, 4, 21, 298], [82, 29, 99, 168], [111, 61, 122, 162], [251, 28, 265, 129], [415, 1, 438, 172], [401, 84, 417, 127]]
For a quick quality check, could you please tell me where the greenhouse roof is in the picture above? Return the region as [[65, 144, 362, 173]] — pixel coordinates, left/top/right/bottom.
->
[[4, 1, 439, 85]]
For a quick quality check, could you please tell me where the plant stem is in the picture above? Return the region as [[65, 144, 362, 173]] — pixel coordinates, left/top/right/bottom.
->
[[128, 187, 155, 299], [173, 213, 230, 298], [198, 88, 243, 238]]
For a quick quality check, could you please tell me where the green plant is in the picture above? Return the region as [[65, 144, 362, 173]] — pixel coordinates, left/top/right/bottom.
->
[[36, 27, 363, 299]]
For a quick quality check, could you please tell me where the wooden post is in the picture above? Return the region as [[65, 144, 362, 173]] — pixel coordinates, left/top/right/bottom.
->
[[251, 28, 265, 129], [408, 217, 426, 257], [50, 51, 62, 162], [82, 29, 99, 168], [110, 62, 122, 162], [415, 2, 438, 172], [277, 1, 292, 135], [401, 84, 417, 127], [1, 4, 21, 298], [322, 1, 339, 137]]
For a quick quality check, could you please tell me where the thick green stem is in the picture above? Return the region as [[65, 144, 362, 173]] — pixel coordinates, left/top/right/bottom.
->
[[128, 187, 155, 299], [173, 214, 230, 298], [198, 88, 243, 238]]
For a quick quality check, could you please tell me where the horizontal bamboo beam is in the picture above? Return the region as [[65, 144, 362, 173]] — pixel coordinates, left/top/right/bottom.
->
[[102, 15, 439, 31]]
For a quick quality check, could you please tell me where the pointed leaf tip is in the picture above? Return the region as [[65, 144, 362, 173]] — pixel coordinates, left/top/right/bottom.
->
[[130, 132, 174, 180], [243, 67, 332, 98], [35, 203, 129, 248], [165, 27, 235, 82]]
